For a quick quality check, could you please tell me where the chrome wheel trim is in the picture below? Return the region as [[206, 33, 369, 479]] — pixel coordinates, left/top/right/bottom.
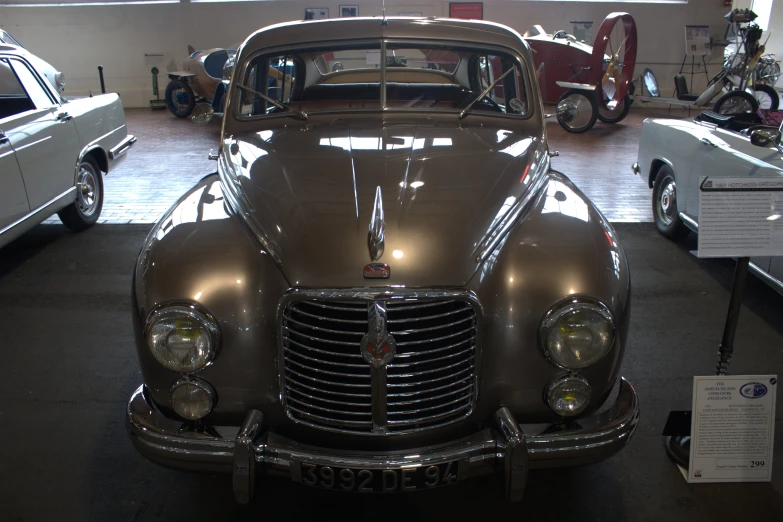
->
[[557, 93, 592, 129], [657, 177, 677, 226], [77, 162, 100, 217]]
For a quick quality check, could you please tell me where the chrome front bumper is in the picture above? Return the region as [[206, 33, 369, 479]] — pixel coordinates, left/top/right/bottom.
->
[[127, 377, 639, 503]]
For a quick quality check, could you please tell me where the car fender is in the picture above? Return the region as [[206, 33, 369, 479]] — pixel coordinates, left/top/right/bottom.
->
[[132, 174, 291, 425], [467, 170, 631, 419]]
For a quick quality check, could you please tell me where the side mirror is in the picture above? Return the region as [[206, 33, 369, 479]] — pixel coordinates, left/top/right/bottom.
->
[[750, 128, 782, 148]]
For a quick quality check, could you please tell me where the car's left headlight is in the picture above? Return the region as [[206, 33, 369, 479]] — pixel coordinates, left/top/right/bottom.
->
[[539, 297, 615, 369], [145, 305, 219, 373], [55, 71, 66, 91]]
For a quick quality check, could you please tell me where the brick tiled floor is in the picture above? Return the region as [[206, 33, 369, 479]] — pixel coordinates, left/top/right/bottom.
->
[[46, 106, 693, 225]]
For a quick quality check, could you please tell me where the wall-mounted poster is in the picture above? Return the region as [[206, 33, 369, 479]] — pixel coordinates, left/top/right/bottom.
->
[[304, 8, 329, 20], [449, 2, 483, 20], [685, 25, 711, 56], [340, 5, 359, 18]]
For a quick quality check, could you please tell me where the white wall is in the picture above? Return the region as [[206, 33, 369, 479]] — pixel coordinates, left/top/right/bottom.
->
[[1, 0, 729, 107]]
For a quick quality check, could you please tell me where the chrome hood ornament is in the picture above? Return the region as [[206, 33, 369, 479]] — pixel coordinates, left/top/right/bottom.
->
[[368, 185, 385, 260]]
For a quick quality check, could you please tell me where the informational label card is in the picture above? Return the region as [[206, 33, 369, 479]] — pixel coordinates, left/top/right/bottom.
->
[[698, 177, 783, 258], [689, 375, 777, 482]]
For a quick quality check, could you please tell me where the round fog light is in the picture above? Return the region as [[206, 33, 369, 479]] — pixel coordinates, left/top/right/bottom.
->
[[171, 378, 215, 421], [546, 375, 591, 417]]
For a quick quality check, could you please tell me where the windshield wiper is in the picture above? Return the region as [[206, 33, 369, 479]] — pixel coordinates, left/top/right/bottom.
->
[[237, 84, 308, 120], [458, 67, 515, 120]]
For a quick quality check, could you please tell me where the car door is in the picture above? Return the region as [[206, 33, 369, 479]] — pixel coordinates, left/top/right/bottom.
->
[[1, 54, 81, 211], [0, 59, 31, 231], [690, 125, 783, 277]]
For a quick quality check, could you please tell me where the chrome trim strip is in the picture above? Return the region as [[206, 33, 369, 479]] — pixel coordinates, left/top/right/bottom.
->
[[678, 211, 699, 232], [276, 288, 483, 436], [108, 134, 137, 160], [0, 149, 14, 160], [476, 159, 550, 262], [14, 135, 51, 151], [0, 186, 76, 242], [748, 261, 783, 295]]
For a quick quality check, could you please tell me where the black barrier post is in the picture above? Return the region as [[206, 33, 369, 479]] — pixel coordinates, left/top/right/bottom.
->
[[663, 256, 751, 467], [716, 256, 750, 375], [97, 65, 106, 94]]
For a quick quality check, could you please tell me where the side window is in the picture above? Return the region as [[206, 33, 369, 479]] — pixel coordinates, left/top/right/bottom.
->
[[9, 58, 55, 110], [238, 55, 296, 117], [477, 54, 527, 115], [0, 58, 35, 119]]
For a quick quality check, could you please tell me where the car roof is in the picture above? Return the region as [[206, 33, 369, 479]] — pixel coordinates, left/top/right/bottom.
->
[[239, 17, 529, 58]]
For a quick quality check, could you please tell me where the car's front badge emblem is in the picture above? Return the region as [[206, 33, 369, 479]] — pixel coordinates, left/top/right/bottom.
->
[[360, 302, 396, 368], [368, 185, 385, 260], [363, 263, 390, 279]]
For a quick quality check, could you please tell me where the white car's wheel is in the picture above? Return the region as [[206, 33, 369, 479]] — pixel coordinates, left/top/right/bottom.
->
[[652, 165, 690, 241], [58, 156, 103, 231]]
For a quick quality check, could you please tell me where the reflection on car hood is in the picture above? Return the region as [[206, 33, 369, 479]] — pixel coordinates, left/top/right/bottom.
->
[[220, 117, 548, 287]]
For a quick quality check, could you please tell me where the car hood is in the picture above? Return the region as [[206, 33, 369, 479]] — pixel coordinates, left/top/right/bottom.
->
[[221, 117, 548, 288]]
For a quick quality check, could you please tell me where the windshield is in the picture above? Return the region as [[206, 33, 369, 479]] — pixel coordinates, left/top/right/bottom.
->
[[235, 40, 530, 119]]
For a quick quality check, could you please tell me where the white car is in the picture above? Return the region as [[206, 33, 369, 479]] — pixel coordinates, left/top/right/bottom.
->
[[0, 30, 65, 93], [635, 110, 783, 293], [0, 44, 136, 248]]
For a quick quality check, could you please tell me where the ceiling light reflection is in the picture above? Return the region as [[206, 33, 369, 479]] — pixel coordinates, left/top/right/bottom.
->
[[393, 250, 404, 259]]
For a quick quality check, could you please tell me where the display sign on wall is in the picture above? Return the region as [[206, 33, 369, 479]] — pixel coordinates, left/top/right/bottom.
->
[[697, 177, 783, 258], [685, 25, 711, 56], [449, 2, 483, 20], [689, 375, 777, 482], [304, 8, 329, 20]]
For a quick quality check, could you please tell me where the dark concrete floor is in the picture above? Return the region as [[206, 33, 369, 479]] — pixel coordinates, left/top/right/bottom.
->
[[0, 223, 781, 521]]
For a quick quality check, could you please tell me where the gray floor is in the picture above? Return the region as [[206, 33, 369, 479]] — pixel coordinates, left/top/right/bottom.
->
[[0, 223, 781, 521]]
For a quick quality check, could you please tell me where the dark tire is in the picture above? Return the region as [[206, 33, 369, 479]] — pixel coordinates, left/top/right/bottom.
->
[[556, 89, 598, 133], [713, 90, 759, 115], [751, 84, 779, 110], [57, 156, 103, 231], [165, 79, 196, 118], [597, 94, 631, 124], [652, 165, 689, 241]]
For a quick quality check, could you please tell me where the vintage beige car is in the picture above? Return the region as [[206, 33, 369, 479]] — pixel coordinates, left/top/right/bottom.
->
[[127, 17, 639, 503]]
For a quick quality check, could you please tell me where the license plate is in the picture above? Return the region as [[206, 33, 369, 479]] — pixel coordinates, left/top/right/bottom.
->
[[295, 461, 459, 492]]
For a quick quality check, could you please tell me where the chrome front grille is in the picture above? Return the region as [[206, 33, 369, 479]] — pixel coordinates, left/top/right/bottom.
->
[[281, 295, 478, 434]]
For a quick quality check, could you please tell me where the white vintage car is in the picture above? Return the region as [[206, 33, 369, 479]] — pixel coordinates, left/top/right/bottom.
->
[[0, 44, 136, 248], [635, 110, 783, 293]]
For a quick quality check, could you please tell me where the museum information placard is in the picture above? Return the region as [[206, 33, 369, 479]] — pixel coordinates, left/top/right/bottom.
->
[[698, 177, 783, 258], [688, 375, 777, 482]]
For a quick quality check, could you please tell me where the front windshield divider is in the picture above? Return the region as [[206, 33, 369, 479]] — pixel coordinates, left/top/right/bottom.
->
[[380, 41, 387, 109]]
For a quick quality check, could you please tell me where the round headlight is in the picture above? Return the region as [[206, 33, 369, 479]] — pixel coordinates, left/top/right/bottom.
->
[[546, 375, 591, 417], [539, 298, 615, 369], [171, 378, 215, 421], [55, 71, 66, 91], [145, 305, 219, 373]]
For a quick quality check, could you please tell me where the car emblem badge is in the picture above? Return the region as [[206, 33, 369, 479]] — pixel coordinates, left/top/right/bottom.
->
[[368, 185, 385, 261], [363, 263, 390, 279], [360, 302, 396, 368]]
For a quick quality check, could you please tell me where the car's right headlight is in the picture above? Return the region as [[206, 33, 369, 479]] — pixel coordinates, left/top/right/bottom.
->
[[539, 297, 615, 369], [145, 305, 219, 373]]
